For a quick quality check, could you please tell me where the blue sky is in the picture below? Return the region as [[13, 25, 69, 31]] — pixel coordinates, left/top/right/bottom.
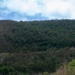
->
[[0, 0, 75, 21]]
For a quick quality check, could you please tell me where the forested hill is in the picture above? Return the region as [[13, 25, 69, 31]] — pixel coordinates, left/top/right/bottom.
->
[[0, 20, 75, 52], [1, 20, 75, 75]]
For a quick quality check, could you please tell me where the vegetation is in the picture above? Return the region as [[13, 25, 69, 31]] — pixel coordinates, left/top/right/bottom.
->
[[0, 20, 75, 74], [51, 59, 75, 75]]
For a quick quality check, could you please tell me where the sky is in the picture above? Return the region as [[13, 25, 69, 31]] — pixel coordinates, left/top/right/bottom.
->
[[0, 0, 75, 21]]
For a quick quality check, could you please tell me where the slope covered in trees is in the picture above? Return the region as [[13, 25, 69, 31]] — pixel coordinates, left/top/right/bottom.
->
[[0, 20, 75, 52], [0, 20, 75, 75]]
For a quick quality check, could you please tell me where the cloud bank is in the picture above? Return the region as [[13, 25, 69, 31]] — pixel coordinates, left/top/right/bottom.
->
[[0, 0, 75, 21]]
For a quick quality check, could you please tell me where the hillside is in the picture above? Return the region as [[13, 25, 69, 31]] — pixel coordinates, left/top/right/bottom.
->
[[0, 20, 75, 52], [0, 20, 75, 75]]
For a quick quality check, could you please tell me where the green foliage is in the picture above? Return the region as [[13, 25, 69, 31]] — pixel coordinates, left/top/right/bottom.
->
[[0, 20, 75, 52], [68, 59, 75, 69], [67, 59, 75, 75], [0, 20, 75, 74], [43, 71, 49, 75]]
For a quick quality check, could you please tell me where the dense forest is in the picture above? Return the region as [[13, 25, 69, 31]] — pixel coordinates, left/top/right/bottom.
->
[[0, 20, 75, 75]]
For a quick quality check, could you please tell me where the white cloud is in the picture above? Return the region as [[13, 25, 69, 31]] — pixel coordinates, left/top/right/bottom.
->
[[12, 17, 28, 21], [40, 0, 75, 19], [1, 0, 40, 16], [0, 0, 75, 20]]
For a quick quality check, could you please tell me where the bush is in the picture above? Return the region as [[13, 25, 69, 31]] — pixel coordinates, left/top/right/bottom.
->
[[67, 59, 75, 75]]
